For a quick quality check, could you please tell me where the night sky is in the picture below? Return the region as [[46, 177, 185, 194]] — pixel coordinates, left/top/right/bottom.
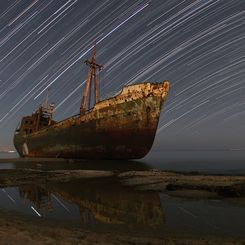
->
[[0, 0, 245, 151]]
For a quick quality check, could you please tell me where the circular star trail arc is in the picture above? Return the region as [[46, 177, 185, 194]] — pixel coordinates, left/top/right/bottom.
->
[[0, 0, 245, 150]]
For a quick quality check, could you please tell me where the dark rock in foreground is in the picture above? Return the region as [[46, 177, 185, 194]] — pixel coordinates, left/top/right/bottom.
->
[[1, 167, 245, 199], [118, 170, 245, 198]]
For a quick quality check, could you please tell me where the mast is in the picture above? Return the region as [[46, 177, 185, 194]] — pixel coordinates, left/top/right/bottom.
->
[[43, 88, 50, 108], [80, 45, 103, 115]]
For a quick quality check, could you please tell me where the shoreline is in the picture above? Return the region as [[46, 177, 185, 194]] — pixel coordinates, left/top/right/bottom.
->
[[0, 167, 245, 199], [0, 210, 243, 245], [0, 157, 69, 163], [119, 170, 245, 199]]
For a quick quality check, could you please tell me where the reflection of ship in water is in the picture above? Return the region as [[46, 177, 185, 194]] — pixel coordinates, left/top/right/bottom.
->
[[19, 184, 53, 212], [18, 177, 164, 231]]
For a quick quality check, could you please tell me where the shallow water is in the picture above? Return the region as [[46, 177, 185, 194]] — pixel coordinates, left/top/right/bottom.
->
[[143, 150, 245, 174], [0, 174, 245, 238], [0, 150, 245, 239], [0, 163, 15, 169], [160, 193, 245, 238], [1, 150, 245, 174], [0, 177, 165, 235], [0, 152, 18, 159]]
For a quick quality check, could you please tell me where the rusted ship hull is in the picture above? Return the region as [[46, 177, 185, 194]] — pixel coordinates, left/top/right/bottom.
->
[[14, 82, 169, 159]]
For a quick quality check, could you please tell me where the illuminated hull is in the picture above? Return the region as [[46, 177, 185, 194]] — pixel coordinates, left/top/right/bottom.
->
[[14, 81, 169, 160]]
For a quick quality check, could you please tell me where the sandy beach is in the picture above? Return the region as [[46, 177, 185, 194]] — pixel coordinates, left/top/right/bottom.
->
[[0, 210, 243, 245]]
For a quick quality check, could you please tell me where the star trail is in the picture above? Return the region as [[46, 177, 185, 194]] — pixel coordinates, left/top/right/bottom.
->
[[0, 0, 245, 151]]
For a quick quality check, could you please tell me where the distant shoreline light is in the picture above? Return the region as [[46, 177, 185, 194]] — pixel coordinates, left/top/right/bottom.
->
[[0, 150, 16, 153], [7, 150, 16, 153], [0, 148, 16, 153]]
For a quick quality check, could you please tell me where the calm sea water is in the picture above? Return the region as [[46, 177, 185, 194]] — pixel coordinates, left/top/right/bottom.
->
[[143, 150, 245, 174], [0, 152, 18, 159], [1, 150, 245, 173], [0, 152, 17, 169]]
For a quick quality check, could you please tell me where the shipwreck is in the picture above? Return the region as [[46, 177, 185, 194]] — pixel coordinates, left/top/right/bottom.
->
[[14, 47, 169, 159]]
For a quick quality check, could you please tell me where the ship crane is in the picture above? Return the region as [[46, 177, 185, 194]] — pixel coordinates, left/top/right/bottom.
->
[[80, 45, 103, 115]]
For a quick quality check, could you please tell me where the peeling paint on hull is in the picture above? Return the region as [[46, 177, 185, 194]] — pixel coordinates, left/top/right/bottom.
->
[[14, 81, 169, 160]]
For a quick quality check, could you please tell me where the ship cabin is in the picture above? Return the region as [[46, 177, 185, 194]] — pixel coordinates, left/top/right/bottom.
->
[[15, 103, 56, 136]]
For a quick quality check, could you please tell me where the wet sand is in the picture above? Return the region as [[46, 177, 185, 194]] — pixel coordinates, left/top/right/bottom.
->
[[0, 210, 243, 245]]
